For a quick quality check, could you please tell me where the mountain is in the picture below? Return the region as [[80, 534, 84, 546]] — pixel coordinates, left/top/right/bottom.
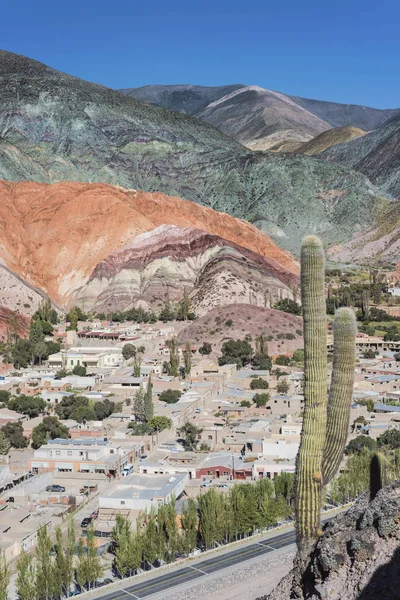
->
[[289, 96, 400, 131], [328, 200, 400, 265], [0, 51, 388, 252], [120, 83, 400, 150], [321, 114, 400, 199], [0, 181, 299, 314], [296, 126, 366, 156], [119, 84, 245, 115]]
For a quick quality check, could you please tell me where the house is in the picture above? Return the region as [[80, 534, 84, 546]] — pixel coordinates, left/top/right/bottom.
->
[[0, 407, 26, 426], [48, 347, 122, 370], [195, 452, 253, 480], [28, 437, 135, 476], [99, 472, 187, 512], [252, 457, 296, 480]]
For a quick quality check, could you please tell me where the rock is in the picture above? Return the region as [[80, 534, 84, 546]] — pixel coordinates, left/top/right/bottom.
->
[[260, 481, 400, 600]]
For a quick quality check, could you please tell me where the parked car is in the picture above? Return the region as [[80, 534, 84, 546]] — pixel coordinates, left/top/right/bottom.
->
[[80, 517, 92, 528], [95, 578, 113, 588], [217, 484, 228, 488], [46, 485, 65, 493], [201, 481, 212, 488]]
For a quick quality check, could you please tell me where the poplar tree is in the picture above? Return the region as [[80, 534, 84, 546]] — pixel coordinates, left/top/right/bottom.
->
[[180, 498, 198, 554], [35, 525, 55, 600], [166, 337, 179, 377], [85, 525, 103, 590], [142, 510, 158, 567], [0, 430, 10, 455], [16, 548, 37, 600], [134, 387, 145, 422], [0, 551, 10, 600], [143, 375, 154, 422], [183, 341, 192, 376]]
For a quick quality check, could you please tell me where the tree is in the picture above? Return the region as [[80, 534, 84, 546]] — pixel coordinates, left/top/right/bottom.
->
[[16, 547, 37, 600], [67, 307, 79, 331], [377, 429, 400, 449], [72, 364, 87, 376], [250, 378, 269, 390], [362, 348, 378, 359], [34, 341, 48, 365], [159, 291, 174, 322], [133, 348, 143, 378], [345, 436, 377, 455], [147, 416, 172, 432], [274, 354, 291, 366], [159, 389, 182, 404], [166, 337, 179, 377], [134, 387, 145, 422], [252, 353, 272, 371], [122, 344, 136, 361], [11, 339, 32, 369], [8, 395, 46, 418], [0, 430, 11, 455], [218, 339, 253, 367], [198, 342, 212, 355], [253, 393, 270, 408], [144, 375, 154, 422], [177, 289, 191, 321], [0, 552, 10, 600], [29, 320, 44, 364], [276, 379, 290, 394], [240, 400, 251, 407], [183, 341, 192, 375], [181, 498, 198, 555], [79, 525, 103, 590], [54, 369, 68, 380], [273, 298, 301, 315], [142, 510, 159, 567], [1, 422, 28, 449], [31, 417, 69, 449], [292, 349, 304, 362], [36, 524, 55, 600], [113, 515, 132, 577], [178, 421, 202, 450], [0, 390, 10, 405]]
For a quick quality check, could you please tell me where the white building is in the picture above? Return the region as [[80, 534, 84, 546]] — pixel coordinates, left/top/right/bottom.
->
[[48, 347, 122, 370], [99, 473, 187, 512], [261, 438, 299, 460]]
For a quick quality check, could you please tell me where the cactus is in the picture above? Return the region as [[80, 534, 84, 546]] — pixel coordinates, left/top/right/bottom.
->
[[295, 236, 328, 545], [370, 452, 387, 500], [322, 308, 357, 485], [295, 236, 357, 549]]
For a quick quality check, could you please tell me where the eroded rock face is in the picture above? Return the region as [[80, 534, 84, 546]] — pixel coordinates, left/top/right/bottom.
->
[[263, 481, 400, 600], [0, 306, 29, 341], [77, 225, 299, 314], [0, 180, 298, 312]]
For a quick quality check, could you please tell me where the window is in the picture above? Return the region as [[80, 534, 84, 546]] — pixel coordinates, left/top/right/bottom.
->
[[110, 449, 114, 454], [121, 501, 125, 505], [71, 360, 74, 366], [68, 451, 72, 456], [208, 435, 213, 440]]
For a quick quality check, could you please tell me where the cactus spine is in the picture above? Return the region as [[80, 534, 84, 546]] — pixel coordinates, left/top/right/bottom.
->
[[295, 236, 357, 549], [322, 307, 357, 484], [370, 452, 387, 500]]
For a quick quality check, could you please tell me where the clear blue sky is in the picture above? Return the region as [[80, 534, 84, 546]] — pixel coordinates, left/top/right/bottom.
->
[[2, 0, 399, 108]]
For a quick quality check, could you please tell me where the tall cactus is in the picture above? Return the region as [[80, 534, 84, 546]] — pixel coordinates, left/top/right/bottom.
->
[[295, 236, 328, 544], [295, 236, 357, 549], [322, 307, 357, 485], [370, 451, 387, 500]]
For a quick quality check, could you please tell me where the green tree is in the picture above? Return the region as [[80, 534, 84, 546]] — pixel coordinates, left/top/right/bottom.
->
[[36, 524, 55, 600], [274, 354, 291, 366], [377, 429, 400, 449], [218, 339, 253, 367], [29, 320, 44, 364], [0, 390, 10, 405], [183, 341, 192, 375], [159, 389, 182, 404], [72, 364, 87, 376], [166, 337, 179, 377], [84, 525, 103, 590], [180, 498, 198, 555], [133, 348, 143, 378], [67, 307, 79, 331], [31, 417, 69, 449], [122, 344, 136, 361], [1, 422, 28, 449], [250, 378, 269, 390], [134, 387, 145, 422], [34, 341, 48, 365], [276, 379, 290, 394], [240, 400, 251, 407], [16, 547, 37, 600], [198, 342, 212, 355], [273, 298, 301, 315], [345, 435, 377, 455], [292, 349, 304, 362], [253, 393, 270, 408], [8, 395, 46, 418], [178, 421, 202, 450], [144, 375, 154, 422], [147, 416, 172, 432], [113, 515, 131, 577], [142, 510, 159, 567], [0, 430, 11, 455], [0, 551, 10, 600]]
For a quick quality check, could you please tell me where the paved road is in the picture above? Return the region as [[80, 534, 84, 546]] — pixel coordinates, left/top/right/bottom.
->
[[95, 529, 296, 600]]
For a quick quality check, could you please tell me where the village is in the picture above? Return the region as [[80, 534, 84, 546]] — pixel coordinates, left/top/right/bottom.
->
[[0, 310, 398, 582]]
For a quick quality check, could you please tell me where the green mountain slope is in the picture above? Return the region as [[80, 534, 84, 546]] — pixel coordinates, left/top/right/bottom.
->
[[0, 50, 389, 253]]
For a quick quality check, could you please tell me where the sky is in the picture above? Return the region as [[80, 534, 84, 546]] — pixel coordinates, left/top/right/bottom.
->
[[2, 0, 399, 108]]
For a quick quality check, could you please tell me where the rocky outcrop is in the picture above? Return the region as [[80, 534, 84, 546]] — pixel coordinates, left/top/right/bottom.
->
[[296, 126, 366, 156], [262, 481, 400, 600], [0, 306, 30, 341], [77, 225, 299, 314], [0, 180, 299, 312]]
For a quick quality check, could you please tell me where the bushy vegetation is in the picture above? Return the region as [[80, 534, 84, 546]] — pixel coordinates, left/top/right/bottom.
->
[[158, 389, 182, 404], [31, 417, 69, 449], [273, 298, 301, 315], [128, 416, 172, 435], [55, 396, 119, 422], [250, 378, 269, 390]]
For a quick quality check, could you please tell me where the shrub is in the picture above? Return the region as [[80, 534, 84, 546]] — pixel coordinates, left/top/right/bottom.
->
[[159, 389, 182, 404], [250, 378, 269, 390], [253, 393, 270, 408]]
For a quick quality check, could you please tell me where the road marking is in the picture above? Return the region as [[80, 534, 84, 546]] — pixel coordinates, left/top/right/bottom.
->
[[122, 590, 141, 599], [260, 543, 276, 550], [188, 565, 208, 575]]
